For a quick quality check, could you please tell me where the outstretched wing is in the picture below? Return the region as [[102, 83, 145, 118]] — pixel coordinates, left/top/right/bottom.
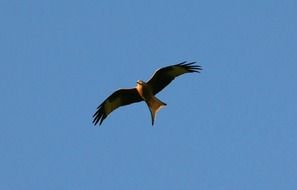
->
[[147, 61, 202, 95], [93, 88, 143, 126]]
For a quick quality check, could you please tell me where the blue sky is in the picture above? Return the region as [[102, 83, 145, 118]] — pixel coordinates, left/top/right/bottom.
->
[[1, 0, 297, 189]]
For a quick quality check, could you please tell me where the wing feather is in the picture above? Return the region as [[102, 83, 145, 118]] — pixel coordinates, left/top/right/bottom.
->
[[147, 61, 202, 95], [93, 88, 143, 126]]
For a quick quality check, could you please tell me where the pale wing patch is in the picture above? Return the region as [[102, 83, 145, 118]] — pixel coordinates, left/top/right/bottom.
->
[[167, 66, 188, 77], [104, 97, 122, 116]]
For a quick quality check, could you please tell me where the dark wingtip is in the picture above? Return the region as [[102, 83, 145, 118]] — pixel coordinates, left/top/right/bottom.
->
[[177, 61, 202, 73], [92, 104, 105, 127]]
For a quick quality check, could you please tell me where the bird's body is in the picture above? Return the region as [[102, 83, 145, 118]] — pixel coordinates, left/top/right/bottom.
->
[[136, 80, 152, 101], [93, 61, 202, 126], [136, 80, 167, 125]]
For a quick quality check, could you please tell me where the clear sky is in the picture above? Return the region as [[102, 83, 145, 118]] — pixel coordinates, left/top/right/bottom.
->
[[1, 0, 297, 189]]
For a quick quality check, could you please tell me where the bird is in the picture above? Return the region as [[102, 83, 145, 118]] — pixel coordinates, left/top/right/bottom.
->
[[93, 61, 202, 126]]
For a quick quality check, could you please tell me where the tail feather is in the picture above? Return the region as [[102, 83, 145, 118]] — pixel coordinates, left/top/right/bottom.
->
[[146, 96, 166, 125]]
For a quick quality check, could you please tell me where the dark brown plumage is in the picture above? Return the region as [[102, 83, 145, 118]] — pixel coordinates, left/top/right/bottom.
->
[[147, 61, 201, 95], [93, 61, 202, 126]]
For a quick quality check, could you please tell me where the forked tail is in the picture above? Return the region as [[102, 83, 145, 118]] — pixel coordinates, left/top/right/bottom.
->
[[146, 96, 167, 125]]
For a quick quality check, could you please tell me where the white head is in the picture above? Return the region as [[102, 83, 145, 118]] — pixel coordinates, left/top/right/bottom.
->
[[137, 80, 144, 85]]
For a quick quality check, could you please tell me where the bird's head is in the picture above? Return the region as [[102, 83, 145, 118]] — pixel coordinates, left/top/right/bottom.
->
[[136, 80, 144, 85]]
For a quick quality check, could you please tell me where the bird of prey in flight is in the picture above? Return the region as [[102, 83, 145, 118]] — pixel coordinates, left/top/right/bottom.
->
[[93, 61, 202, 126]]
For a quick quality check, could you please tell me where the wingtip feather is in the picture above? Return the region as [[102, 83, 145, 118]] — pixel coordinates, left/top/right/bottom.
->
[[176, 61, 202, 73], [92, 104, 105, 126]]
